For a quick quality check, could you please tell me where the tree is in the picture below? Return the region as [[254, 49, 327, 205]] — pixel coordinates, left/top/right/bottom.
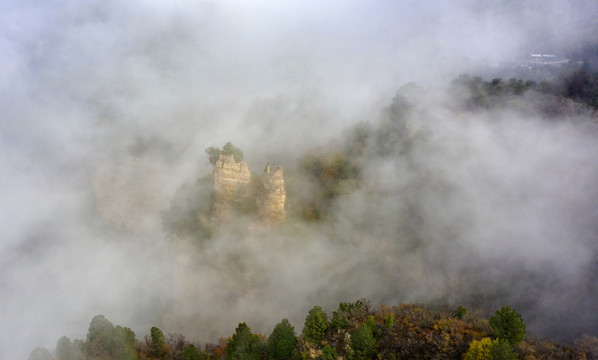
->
[[330, 301, 364, 330], [349, 325, 377, 360], [463, 338, 517, 360], [226, 322, 262, 360], [463, 338, 494, 360], [56, 336, 83, 360], [320, 345, 337, 360], [82, 315, 137, 359], [206, 142, 244, 165], [489, 306, 526, 344], [385, 313, 394, 329], [29, 347, 52, 360], [150, 326, 168, 359], [114, 326, 137, 360], [86, 315, 115, 344], [303, 306, 329, 346], [267, 319, 297, 360], [85, 315, 116, 357], [575, 334, 598, 359], [456, 306, 468, 320], [365, 316, 375, 330], [205, 147, 221, 165], [330, 305, 349, 330], [182, 344, 201, 360], [490, 340, 518, 360], [222, 142, 244, 162], [56, 336, 73, 360]]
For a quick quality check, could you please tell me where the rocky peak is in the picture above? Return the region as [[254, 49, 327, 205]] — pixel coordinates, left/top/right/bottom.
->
[[212, 153, 251, 221], [257, 165, 286, 224], [210, 154, 287, 225]]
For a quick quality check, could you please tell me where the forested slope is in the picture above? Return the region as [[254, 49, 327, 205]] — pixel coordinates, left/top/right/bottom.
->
[[29, 301, 598, 360]]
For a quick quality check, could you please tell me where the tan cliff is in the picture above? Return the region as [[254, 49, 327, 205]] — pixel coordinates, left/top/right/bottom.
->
[[256, 165, 286, 224], [212, 153, 251, 221], [211, 155, 286, 224]]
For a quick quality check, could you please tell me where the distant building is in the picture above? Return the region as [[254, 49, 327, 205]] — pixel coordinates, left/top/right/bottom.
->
[[529, 53, 569, 66]]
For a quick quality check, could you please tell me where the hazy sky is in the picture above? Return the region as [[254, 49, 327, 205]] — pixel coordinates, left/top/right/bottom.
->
[[2, 1, 598, 358]]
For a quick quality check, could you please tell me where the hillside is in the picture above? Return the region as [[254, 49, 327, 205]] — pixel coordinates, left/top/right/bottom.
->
[[30, 301, 597, 360], [153, 72, 598, 343], [7, 3, 598, 359]]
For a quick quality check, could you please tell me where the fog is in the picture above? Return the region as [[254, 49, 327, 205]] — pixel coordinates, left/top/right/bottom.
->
[[2, 0, 598, 358]]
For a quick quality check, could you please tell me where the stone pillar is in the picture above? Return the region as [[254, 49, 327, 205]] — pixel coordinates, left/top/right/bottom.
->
[[212, 154, 251, 221], [257, 166, 286, 224]]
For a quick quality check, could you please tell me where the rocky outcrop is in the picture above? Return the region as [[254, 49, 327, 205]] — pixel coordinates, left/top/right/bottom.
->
[[212, 154, 251, 221], [211, 156, 286, 225], [256, 165, 286, 224]]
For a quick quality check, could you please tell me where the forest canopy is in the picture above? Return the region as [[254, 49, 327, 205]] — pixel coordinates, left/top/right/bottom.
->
[[30, 301, 598, 360]]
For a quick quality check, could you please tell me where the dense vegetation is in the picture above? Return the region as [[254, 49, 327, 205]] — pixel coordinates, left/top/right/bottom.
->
[[30, 301, 598, 360], [450, 69, 598, 116], [206, 142, 246, 165]]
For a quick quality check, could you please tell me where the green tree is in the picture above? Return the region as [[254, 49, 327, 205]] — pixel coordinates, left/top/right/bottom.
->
[[114, 326, 137, 360], [330, 301, 363, 330], [267, 319, 297, 360], [456, 306, 468, 320], [150, 326, 168, 359], [365, 316, 375, 330], [222, 142, 244, 162], [489, 307, 526, 344], [205, 147, 221, 165], [182, 344, 201, 360], [226, 322, 262, 360], [385, 313, 394, 329], [56, 336, 73, 360], [86, 315, 115, 344], [490, 340, 518, 360], [303, 306, 329, 346], [82, 316, 136, 360], [320, 345, 337, 360], [206, 142, 245, 164], [85, 315, 116, 357], [56, 336, 83, 360], [349, 325, 377, 360]]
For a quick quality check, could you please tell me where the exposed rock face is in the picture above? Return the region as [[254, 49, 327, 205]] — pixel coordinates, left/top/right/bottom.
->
[[211, 154, 286, 225], [212, 154, 251, 221], [256, 165, 286, 224]]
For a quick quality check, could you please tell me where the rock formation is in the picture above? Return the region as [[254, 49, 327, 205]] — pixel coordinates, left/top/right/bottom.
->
[[256, 165, 286, 224], [211, 155, 286, 225], [212, 153, 251, 221]]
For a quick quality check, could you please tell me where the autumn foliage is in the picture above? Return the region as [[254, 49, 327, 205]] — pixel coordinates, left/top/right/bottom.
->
[[34, 301, 595, 360]]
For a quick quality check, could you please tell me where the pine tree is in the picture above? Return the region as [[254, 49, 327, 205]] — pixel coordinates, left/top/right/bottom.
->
[[226, 322, 262, 360], [182, 344, 201, 360], [490, 306, 526, 344], [267, 319, 297, 360], [150, 327, 168, 359], [349, 325, 377, 360], [303, 306, 329, 346]]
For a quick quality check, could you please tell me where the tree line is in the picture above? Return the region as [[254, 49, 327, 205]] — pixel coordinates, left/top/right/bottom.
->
[[29, 301, 598, 360]]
